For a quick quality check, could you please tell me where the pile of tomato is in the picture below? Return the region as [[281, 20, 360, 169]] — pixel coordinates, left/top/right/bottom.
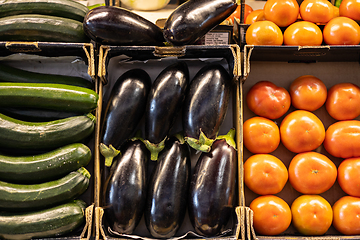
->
[[243, 76, 360, 236], [242, 0, 360, 45]]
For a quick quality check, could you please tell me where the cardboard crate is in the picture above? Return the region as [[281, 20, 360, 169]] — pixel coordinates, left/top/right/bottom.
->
[[242, 44, 360, 240], [0, 41, 97, 240], [94, 44, 243, 240]]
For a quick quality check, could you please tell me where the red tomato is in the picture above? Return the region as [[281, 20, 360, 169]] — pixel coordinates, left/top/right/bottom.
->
[[245, 21, 284, 45], [283, 21, 323, 46], [325, 82, 360, 120], [263, 0, 300, 27], [337, 157, 360, 197], [323, 16, 360, 45], [324, 120, 360, 158], [333, 196, 360, 235], [300, 0, 335, 23], [226, 4, 253, 25], [340, 0, 360, 21], [246, 81, 291, 119]]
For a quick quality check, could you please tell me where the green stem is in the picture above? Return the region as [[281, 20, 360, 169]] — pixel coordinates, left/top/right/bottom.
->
[[77, 167, 91, 179], [216, 128, 237, 150], [99, 143, 121, 167], [185, 129, 215, 152], [143, 137, 166, 161]]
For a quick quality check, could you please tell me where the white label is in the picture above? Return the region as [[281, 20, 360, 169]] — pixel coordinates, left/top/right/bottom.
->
[[204, 32, 229, 45]]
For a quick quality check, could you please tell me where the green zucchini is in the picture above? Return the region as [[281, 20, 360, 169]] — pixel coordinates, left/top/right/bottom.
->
[[0, 112, 95, 150], [0, 167, 90, 210], [0, 14, 89, 43], [0, 143, 91, 183], [0, 200, 86, 240], [0, 107, 77, 122], [0, 63, 94, 89], [0, 82, 98, 113], [0, 0, 89, 22]]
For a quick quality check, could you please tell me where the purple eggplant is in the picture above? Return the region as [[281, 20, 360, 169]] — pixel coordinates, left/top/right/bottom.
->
[[103, 138, 149, 235], [145, 133, 191, 238], [143, 62, 189, 161], [163, 0, 237, 46], [83, 6, 165, 46], [188, 128, 237, 237], [183, 63, 231, 152], [100, 69, 151, 167]]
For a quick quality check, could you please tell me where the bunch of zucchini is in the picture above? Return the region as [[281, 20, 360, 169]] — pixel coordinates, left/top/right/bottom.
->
[[0, 63, 98, 239], [0, 0, 90, 42]]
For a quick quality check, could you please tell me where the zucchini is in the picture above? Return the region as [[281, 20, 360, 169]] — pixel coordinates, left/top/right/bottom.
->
[[0, 107, 77, 122], [0, 113, 95, 150], [0, 63, 94, 89], [0, 167, 90, 210], [0, 82, 98, 113], [0, 200, 86, 240], [0, 143, 91, 183], [0, 0, 89, 22], [0, 14, 89, 43]]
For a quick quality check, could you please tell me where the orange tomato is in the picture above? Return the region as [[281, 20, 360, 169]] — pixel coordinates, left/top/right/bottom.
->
[[288, 152, 337, 194], [243, 117, 280, 154], [339, 0, 360, 21], [333, 196, 360, 235], [283, 21, 323, 46], [245, 9, 264, 24], [291, 195, 333, 235], [280, 110, 325, 153], [334, 5, 340, 18], [250, 195, 292, 235], [289, 75, 327, 111], [246, 81, 290, 119], [299, 0, 335, 23], [324, 120, 360, 159], [338, 158, 360, 197], [245, 21, 284, 45], [226, 4, 253, 25], [244, 154, 288, 195], [323, 16, 360, 45], [263, 0, 300, 27], [325, 82, 360, 120]]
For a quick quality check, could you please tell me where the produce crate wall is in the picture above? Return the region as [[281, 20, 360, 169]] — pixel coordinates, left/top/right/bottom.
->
[[0, 42, 97, 240], [242, 44, 360, 240], [94, 44, 242, 240]]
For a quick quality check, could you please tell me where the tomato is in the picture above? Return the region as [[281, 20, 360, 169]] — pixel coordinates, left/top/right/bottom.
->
[[243, 116, 280, 154], [288, 152, 337, 194], [245, 21, 284, 45], [339, 0, 360, 20], [323, 16, 360, 45], [246, 81, 290, 119], [244, 154, 288, 195], [289, 75, 327, 111], [263, 0, 300, 27], [299, 0, 335, 23], [325, 82, 360, 120], [226, 4, 253, 25], [333, 196, 360, 235], [324, 120, 360, 158], [291, 195, 333, 235], [338, 158, 360, 197], [283, 21, 323, 46], [245, 9, 264, 24], [280, 110, 325, 153], [250, 195, 292, 235]]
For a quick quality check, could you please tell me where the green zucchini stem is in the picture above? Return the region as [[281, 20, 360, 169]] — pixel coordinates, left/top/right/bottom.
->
[[77, 167, 91, 179]]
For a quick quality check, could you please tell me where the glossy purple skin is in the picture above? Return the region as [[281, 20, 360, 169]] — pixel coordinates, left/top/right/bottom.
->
[[163, 0, 237, 45], [182, 64, 231, 140], [145, 61, 189, 144], [145, 136, 191, 238], [83, 6, 165, 46], [103, 139, 149, 234], [188, 138, 237, 237], [101, 69, 151, 150]]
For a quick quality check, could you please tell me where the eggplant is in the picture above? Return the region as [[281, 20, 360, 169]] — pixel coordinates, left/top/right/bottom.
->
[[103, 138, 149, 235], [183, 63, 231, 152], [145, 134, 191, 238], [163, 0, 237, 46], [100, 69, 151, 167], [144, 61, 189, 161], [188, 128, 237, 237], [83, 6, 165, 46]]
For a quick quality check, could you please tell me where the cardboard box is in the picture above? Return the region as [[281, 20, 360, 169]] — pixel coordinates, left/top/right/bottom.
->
[[95, 44, 242, 240], [242, 44, 360, 239]]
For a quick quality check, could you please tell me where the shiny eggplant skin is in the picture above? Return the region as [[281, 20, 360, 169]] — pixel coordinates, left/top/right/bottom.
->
[[145, 135, 191, 238], [103, 139, 149, 234], [182, 64, 231, 152], [188, 132, 237, 237], [163, 0, 237, 45], [145, 62, 189, 144], [83, 6, 165, 46]]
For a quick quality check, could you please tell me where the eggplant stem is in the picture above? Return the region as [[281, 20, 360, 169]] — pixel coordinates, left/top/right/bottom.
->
[[185, 130, 214, 152], [143, 138, 166, 161], [216, 128, 237, 150], [99, 143, 121, 167]]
